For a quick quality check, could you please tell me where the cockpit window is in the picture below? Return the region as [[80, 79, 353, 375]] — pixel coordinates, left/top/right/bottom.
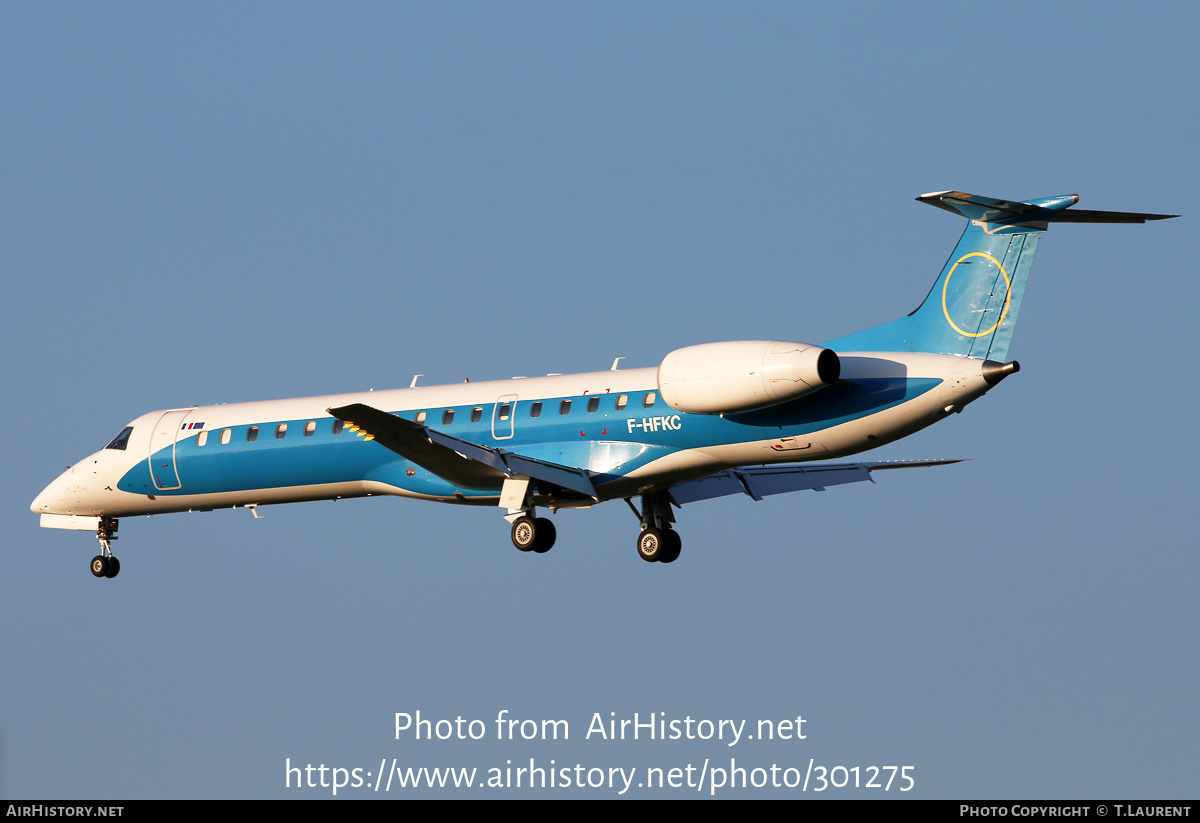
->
[[104, 427, 133, 451]]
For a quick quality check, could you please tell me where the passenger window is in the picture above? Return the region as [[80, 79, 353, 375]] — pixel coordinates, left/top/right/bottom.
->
[[559, 399, 572, 415], [197, 430, 208, 447], [530, 402, 542, 418], [304, 421, 316, 437], [332, 420, 345, 435], [220, 428, 232, 445], [587, 397, 600, 413], [498, 403, 511, 421], [276, 423, 287, 440], [247, 426, 259, 442], [471, 407, 483, 423], [104, 427, 133, 451], [643, 392, 656, 408], [616, 395, 628, 410], [415, 411, 427, 424], [442, 409, 455, 425]]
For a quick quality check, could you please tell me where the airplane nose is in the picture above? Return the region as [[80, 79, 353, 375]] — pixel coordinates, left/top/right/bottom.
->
[[31, 469, 76, 515]]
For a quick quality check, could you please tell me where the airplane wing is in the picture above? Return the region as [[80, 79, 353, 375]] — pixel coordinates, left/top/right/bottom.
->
[[328, 403, 598, 499], [667, 459, 963, 505]]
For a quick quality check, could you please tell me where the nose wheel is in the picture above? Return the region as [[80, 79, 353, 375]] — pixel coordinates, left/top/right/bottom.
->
[[90, 517, 120, 579], [91, 555, 120, 578]]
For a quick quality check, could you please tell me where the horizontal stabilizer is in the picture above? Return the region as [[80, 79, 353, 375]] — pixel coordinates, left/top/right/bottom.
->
[[918, 190, 1177, 225], [1045, 208, 1178, 224], [328, 403, 597, 498], [668, 459, 962, 505]]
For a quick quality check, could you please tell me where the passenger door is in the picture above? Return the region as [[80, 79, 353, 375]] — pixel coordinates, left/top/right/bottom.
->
[[147, 408, 194, 491]]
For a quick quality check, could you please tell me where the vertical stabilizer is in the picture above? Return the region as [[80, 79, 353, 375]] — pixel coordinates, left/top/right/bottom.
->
[[823, 191, 1175, 360]]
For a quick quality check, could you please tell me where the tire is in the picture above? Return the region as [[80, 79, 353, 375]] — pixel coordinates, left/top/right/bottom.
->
[[511, 516, 537, 552], [105, 556, 121, 578], [637, 528, 664, 562], [532, 518, 557, 553], [91, 555, 109, 577], [658, 529, 682, 564]]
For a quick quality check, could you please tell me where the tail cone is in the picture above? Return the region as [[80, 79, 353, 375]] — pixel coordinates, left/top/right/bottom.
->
[[981, 360, 1021, 387]]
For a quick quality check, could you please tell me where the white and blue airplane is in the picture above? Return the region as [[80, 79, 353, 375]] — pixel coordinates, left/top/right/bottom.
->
[[32, 191, 1174, 577]]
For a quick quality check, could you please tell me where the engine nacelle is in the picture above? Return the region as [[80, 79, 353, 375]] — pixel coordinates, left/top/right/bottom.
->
[[657, 340, 840, 415]]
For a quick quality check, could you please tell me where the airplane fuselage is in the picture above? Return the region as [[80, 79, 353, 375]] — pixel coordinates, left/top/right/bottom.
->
[[31, 351, 996, 520]]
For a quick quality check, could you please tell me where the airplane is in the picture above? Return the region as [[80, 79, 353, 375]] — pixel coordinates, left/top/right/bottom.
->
[[31, 190, 1175, 577]]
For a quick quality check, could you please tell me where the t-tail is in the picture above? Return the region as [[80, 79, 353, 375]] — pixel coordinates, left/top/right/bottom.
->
[[824, 191, 1176, 361]]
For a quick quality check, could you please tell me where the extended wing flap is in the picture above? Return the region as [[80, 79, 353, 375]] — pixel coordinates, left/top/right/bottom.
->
[[501, 453, 597, 499], [669, 459, 962, 505], [423, 428, 597, 498], [328, 403, 597, 499]]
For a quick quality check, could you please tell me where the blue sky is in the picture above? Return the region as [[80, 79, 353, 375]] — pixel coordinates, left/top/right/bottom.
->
[[2, 2, 1196, 798]]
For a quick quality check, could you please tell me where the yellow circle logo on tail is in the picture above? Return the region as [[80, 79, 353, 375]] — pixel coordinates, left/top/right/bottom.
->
[[942, 251, 1011, 338]]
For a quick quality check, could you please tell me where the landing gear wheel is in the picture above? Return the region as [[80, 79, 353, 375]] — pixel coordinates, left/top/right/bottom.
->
[[105, 556, 121, 578], [91, 555, 109, 578], [531, 518, 556, 553], [658, 529, 682, 564], [511, 516, 538, 552], [637, 527, 665, 562]]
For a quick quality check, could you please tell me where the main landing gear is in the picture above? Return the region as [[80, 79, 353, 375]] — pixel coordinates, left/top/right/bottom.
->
[[503, 491, 684, 564], [636, 526, 682, 564], [510, 514, 557, 554], [628, 491, 682, 564], [90, 517, 121, 579]]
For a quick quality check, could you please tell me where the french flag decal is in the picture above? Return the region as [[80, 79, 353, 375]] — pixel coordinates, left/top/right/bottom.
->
[[181, 422, 206, 430]]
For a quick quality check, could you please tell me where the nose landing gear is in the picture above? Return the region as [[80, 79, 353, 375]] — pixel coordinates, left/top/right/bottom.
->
[[90, 554, 120, 578], [90, 517, 120, 579]]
